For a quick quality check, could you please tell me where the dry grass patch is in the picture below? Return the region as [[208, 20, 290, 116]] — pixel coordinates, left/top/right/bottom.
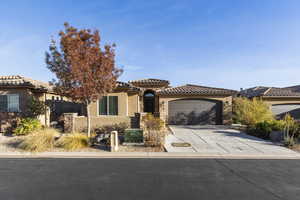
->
[[55, 133, 89, 151], [18, 128, 59, 152]]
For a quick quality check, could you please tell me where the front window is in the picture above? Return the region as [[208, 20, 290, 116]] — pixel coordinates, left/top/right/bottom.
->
[[99, 96, 118, 115], [0, 94, 20, 112]]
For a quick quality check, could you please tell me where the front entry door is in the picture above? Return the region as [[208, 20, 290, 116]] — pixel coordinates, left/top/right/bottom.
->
[[143, 91, 155, 113]]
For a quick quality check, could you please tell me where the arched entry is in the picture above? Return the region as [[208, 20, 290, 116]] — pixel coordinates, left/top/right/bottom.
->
[[143, 90, 155, 113]]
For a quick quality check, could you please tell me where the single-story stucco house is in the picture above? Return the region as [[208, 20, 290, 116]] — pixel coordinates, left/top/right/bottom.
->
[[239, 86, 300, 120], [0, 75, 82, 132], [66, 78, 237, 132]]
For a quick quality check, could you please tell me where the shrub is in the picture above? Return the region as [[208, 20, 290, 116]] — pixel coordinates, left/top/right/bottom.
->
[[253, 121, 273, 139], [142, 113, 165, 147], [14, 118, 42, 136], [283, 136, 296, 148], [23, 97, 46, 118], [282, 114, 299, 147], [18, 128, 59, 152], [247, 119, 286, 139], [142, 113, 164, 130], [233, 97, 274, 126], [55, 133, 89, 151], [94, 122, 129, 136], [124, 129, 143, 143], [270, 120, 285, 131]]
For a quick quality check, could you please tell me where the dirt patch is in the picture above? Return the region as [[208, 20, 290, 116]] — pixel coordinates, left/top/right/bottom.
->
[[291, 144, 300, 153]]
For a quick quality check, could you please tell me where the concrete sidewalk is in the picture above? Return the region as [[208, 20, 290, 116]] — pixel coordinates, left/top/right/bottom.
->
[[0, 151, 300, 159]]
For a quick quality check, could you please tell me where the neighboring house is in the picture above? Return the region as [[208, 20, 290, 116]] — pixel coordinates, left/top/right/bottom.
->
[[239, 86, 300, 120], [0, 75, 82, 132], [67, 78, 237, 132]]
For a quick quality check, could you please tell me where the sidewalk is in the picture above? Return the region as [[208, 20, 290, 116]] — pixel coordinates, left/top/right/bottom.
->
[[0, 151, 300, 159]]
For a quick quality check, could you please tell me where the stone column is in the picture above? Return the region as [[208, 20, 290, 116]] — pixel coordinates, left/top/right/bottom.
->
[[63, 113, 78, 133]]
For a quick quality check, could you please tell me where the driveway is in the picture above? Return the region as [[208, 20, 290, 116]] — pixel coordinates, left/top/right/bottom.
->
[[165, 125, 298, 156]]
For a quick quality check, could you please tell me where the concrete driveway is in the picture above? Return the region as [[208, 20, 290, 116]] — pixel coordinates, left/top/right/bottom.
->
[[165, 125, 298, 156]]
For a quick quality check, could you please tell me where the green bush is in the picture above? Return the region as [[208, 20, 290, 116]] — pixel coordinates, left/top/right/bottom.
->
[[18, 128, 59, 152], [124, 129, 143, 143], [55, 133, 89, 151], [233, 97, 274, 126], [24, 97, 46, 118], [14, 118, 42, 136], [254, 121, 273, 139], [247, 120, 286, 139], [270, 120, 285, 131]]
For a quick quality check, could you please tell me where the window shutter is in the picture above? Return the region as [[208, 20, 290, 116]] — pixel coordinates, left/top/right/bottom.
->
[[0, 95, 7, 112], [109, 96, 118, 115], [99, 96, 108, 115]]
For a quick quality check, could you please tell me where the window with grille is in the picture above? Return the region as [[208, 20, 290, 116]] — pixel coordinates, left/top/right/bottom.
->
[[99, 96, 118, 115], [0, 94, 20, 112]]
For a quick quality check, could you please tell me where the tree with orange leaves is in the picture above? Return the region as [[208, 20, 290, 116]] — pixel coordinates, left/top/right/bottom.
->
[[46, 23, 122, 136]]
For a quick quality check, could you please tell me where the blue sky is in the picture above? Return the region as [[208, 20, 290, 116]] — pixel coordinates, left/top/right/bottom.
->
[[1, 0, 300, 90]]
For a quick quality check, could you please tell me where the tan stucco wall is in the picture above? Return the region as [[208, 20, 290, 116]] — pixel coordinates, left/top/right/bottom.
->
[[88, 92, 128, 117], [73, 116, 131, 132], [262, 97, 300, 106], [128, 93, 139, 116], [87, 92, 139, 118], [158, 95, 233, 124]]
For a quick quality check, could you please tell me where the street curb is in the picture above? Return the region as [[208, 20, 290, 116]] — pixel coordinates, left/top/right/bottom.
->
[[0, 152, 300, 159]]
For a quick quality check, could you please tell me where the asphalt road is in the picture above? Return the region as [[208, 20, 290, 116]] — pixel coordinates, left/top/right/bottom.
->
[[0, 158, 299, 200]]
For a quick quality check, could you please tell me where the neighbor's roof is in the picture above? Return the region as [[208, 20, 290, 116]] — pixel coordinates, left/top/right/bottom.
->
[[284, 85, 300, 93], [0, 75, 52, 91], [128, 78, 169, 87], [157, 84, 237, 96], [240, 86, 300, 98]]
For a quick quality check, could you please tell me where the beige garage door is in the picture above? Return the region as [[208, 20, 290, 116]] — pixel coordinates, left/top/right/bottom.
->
[[168, 99, 222, 125], [271, 104, 300, 120]]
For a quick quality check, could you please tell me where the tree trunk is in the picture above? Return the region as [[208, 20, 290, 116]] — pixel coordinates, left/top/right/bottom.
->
[[86, 102, 91, 137]]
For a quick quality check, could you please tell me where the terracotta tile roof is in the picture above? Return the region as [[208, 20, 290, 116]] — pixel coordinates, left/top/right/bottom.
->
[[0, 75, 52, 91], [284, 85, 300, 93], [157, 84, 237, 96], [240, 86, 300, 98], [128, 78, 169, 86], [116, 81, 140, 92]]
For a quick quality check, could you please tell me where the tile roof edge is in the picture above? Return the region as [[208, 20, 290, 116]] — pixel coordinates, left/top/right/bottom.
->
[[262, 87, 272, 96]]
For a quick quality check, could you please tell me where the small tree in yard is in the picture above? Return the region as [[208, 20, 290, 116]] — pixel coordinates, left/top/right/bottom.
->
[[46, 23, 122, 137], [233, 97, 274, 126]]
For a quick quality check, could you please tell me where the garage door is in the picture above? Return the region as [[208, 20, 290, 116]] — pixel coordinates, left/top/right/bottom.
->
[[271, 104, 300, 120], [168, 99, 222, 125]]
